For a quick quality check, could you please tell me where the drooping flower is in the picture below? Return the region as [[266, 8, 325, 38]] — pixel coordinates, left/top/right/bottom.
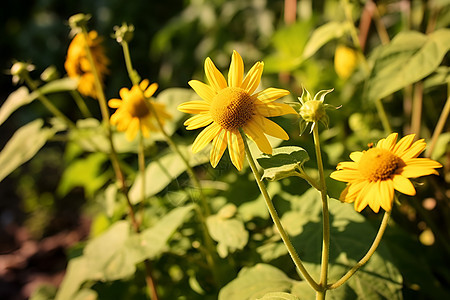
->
[[65, 31, 109, 98], [330, 133, 442, 213], [108, 80, 172, 141], [177, 50, 296, 171]]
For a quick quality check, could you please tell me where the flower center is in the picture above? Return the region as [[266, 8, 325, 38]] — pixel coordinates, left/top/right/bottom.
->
[[210, 87, 254, 130], [358, 148, 404, 181], [125, 92, 150, 119]]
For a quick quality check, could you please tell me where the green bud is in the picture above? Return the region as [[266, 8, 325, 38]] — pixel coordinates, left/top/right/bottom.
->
[[40, 66, 60, 82], [10, 61, 35, 84], [293, 87, 339, 135], [113, 23, 135, 44], [68, 13, 91, 31]]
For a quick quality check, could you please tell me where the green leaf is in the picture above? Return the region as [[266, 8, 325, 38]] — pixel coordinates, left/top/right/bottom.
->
[[282, 189, 403, 300], [218, 264, 296, 300], [55, 256, 90, 300], [366, 29, 450, 101], [431, 132, 450, 160], [129, 145, 210, 204], [424, 66, 450, 88], [34, 77, 79, 95], [137, 204, 194, 259], [0, 119, 55, 182], [206, 204, 249, 258], [30, 284, 57, 300], [73, 289, 97, 300], [303, 21, 351, 60], [0, 87, 32, 126], [57, 152, 110, 198], [257, 146, 309, 181], [257, 292, 300, 300], [264, 21, 312, 73]]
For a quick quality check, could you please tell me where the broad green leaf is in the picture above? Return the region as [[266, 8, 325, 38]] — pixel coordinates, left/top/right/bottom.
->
[[424, 66, 450, 88], [83, 221, 136, 281], [206, 204, 249, 258], [73, 289, 97, 300], [431, 132, 450, 160], [264, 21, 312, 73], [0, 87, 32, 126], [137, 204, 194, 259], [218, 264, 296, 300], [257, 292, 300, 300], [0, 78, 78, 127], [257, 146, 309, 181], [281, 189, 403, 300], [57, 152, 110, 198], [0, 119, 55, 182], [366, 29, 450, 101], [55, 256, 90, 300], [129, 145, 209, 204], [30, 284, 57, 300], [303, 21, 351, 60]]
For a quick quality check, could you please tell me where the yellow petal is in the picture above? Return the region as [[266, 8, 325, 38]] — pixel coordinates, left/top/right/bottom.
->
[[398, 139, 426, 160], [241, 62, 263, 94], [345, 180, 367, 201], [377, 132, 398, 151], [205, 57, 227, 92], [392, 134, 415, 155], [379, 179, 394, 212], [354, 181, 373, 212], [139, 79, 150, 90], [144, 83, 158, 98], [108, 99, 122, 108], [119, 87, 130, 99], [177, 101, 211, 114], [192, 123, 221, 153], [330, 169, 360, 182], [125, 118, 139, 141], [228, 50, 244, 88], [228, 130, 245, 171], [367, 181, 381, 213], [254, 116, 289, 140], [255, 102, 297, 117], [336, 161, 358, 170], [399, 159, 442, 177], [184, 113, 213, 130], [392, 174, 416, 196], [244, 119, 272, 154], [349, 151, 363, 163], [188, 80, 216, 103], [254, 88, 290, 103], [210, 129, 227, 167]]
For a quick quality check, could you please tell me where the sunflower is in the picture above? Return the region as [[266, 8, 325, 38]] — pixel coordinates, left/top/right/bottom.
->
[[330, 133, 442, 213], [178, 50, 296, 170], [65, 31, 109, 98], [108, 80, 172, 141]]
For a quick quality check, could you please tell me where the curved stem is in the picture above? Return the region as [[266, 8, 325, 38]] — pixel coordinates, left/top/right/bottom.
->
[[240, 129, 320, 291], [23, 74, 76, 129], [328, 210, 391, 290], [375, 98, 393, 134], [70, 90, 92, 118], [312, 126, 330, 300]]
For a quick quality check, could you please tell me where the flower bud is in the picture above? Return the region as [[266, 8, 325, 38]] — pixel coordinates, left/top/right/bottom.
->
[[300, 100, 326, 123], [40, 66, 60, 82], [113, 23, 135, 44]]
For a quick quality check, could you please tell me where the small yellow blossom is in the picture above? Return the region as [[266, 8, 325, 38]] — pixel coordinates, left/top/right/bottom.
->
[[330, 133, 442, 213], [108, 80, 171, 141], [65, 31, 109, 98]]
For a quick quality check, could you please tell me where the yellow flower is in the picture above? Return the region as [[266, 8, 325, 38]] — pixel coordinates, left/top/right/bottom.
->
[[330, 133, 442, 213], [108, 80, 172, 141], [178, 50, 296, 171], [65, 31, 109, 98], [334, 45, 358, 80]]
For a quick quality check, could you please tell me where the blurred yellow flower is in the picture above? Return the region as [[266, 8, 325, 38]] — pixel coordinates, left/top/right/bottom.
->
[[65, 31, 109, 98], [334, 45, 358, 80], [330, 133, 442, 213], [178, 50, 296, 171], [108, 80, 172, 141]]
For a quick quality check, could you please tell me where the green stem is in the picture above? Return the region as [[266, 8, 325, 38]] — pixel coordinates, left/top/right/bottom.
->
[[70, 90, 92, 118], [296, 169, 321, 191], [312, 126, 330, 300], [240, 129, 320, 292], [138, 122, 146, 224], [375, 98, 392, 134], [119, 39, 221, 285], [23, 74, 76, 129], [410, 81, 423, 138], [328, 210, 391, 289], [80, 26, 159, 299], [426, 85, 450, 158]]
